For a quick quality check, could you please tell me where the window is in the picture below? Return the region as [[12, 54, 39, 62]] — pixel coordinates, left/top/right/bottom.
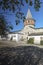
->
[[40, 37, 43, 41]]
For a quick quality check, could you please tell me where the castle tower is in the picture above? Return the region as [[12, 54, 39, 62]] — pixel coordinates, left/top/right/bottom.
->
[[24, 9, 35, 27]]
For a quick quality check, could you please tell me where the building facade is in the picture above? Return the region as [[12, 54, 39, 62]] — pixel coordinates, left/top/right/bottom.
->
[[18, 9, 43, 44]]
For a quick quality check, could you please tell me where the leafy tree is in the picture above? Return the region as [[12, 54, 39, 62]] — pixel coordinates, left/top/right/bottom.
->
[[0, 0, 41, 11], [0, 0, 42, 22], [0, 15, 13, 37]]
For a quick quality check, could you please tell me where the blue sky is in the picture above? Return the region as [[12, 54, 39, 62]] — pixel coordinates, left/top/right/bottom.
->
[[0, 0, 43, 32], [30, 1, 43, 28]]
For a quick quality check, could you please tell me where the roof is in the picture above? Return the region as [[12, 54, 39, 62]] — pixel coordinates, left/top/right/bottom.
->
[[9, 31, 24, 35], [29, 32, 43, 36], [26, 9, 32, 19], [29, 26, 43, 29]]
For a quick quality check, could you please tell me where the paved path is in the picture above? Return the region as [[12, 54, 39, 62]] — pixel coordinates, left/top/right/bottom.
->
[[0, 40, 43, 48]]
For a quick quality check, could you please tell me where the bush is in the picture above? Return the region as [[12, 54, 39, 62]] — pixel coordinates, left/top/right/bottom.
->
[[27, 38, 34, 44], [40, 41, 43, 45]]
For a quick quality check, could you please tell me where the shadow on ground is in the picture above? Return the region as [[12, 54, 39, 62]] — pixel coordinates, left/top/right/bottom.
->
[[0, 46, 43, 65]]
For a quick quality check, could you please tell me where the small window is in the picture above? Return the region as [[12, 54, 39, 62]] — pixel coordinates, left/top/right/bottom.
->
[[40, 37, 43, 41]]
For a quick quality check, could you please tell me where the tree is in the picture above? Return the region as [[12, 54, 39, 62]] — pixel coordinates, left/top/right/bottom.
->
[[0, 0, 42, 23], [0, 0, 41, 11], [0, 15, 13, 37]]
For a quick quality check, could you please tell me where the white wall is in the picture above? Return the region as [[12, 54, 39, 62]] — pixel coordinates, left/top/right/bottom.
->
[[12, 34, 17, 41], [8, 33, 22, 42], [34, 36, 40, 44], [28, 35, 43, 44]]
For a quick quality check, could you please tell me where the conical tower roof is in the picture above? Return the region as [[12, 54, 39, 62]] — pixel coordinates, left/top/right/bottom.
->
[[26, 9, 32, 19]]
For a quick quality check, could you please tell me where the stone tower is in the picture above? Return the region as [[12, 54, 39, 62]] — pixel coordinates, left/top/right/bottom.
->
[[24, 9, 35, 27]]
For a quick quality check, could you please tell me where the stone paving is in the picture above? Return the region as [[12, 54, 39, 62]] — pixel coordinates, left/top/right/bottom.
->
[[0, 40, 43, 65], [0, 46, 43, 65]]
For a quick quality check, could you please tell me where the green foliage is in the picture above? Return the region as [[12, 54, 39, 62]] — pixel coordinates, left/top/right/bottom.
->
[[0, 15, 13, 37], [34, 0, 41, 11], [0, 0, 42, 25], [29, 0, 33, 6], [40, 40, 43, 45], [27, 38, 34, 44], [25, 0, 28, 3], [0, 0, 42, 14], [0, 1, 42, 14]]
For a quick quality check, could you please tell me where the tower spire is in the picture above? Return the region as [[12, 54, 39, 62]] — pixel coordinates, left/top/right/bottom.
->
[[24, 8, 35, 27], [26, 9, 32, 19]]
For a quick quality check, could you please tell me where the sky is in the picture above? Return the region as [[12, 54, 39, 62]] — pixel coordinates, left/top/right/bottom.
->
[[30, 0, 43, 28], [0, 0, 43, 32]]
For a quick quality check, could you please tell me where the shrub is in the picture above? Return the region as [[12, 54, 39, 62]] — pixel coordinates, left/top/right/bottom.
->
[[40, 40, 43, 45], [27, 38, 34, 44]]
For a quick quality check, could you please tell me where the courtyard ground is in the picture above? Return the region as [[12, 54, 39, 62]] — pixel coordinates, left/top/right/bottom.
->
[[0, 40, 43, 48], [0, 40, 43, 65]]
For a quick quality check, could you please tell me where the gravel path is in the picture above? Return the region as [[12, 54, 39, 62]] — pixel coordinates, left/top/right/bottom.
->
[[0, 46, 43, 65]]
